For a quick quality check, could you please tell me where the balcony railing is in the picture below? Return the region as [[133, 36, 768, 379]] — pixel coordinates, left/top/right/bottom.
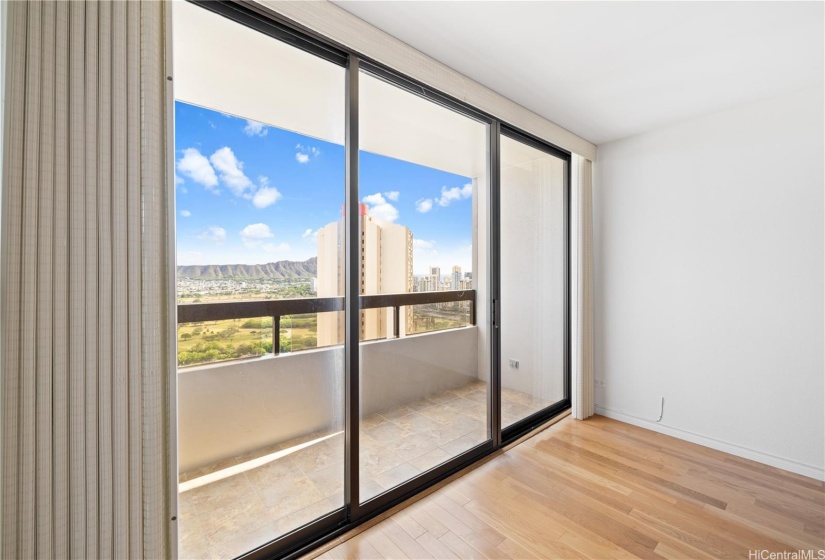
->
[[177, 289, 476, 356]]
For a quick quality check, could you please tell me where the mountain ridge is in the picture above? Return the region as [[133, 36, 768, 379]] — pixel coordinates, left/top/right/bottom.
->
[[177, 257, 317, 279]]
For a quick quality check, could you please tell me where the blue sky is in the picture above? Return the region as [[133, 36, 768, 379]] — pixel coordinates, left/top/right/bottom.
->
[[175, 101, 474, 275]]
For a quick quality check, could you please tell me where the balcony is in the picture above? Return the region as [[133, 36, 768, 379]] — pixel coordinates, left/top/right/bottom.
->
[[176, 293, 554, 559]]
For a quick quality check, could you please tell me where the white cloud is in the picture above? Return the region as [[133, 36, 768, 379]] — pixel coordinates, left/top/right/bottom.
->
[[362, 193, 385, 206], [210, 147, 251, 196], [295, 143, 320, 164], [298, 144, 321, 157], [252, 185, 282, 209], [415, 198, 433, 213], [413, 239, 435, 250], [175, 174, 184, 186], [384, 191, 400, 201], [240, 223, 290, 253], [196, 226, 226, 242], [369, 204, 399, 222], [177, 148, 218, 190], [243, 120, 268, 137], [240, 223, 274, 241], [180, 210, 191, 217], [302, 228, 319, 241], [362, 193, 399, 223], [436, 183, 473, 207]]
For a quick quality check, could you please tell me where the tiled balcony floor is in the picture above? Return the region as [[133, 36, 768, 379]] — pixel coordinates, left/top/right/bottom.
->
[[178, 381, 554, 559]]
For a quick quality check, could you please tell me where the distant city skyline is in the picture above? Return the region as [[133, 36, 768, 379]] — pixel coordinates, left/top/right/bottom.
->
[[174, 101, 474, 275]]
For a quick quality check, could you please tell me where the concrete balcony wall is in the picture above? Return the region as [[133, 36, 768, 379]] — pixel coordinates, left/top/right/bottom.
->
[[360, 326, 480, 416], [178, 327, 479, 472], [177, 347, 344, 473]]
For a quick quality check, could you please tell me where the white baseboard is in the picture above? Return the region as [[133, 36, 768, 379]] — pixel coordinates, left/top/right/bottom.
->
[[594, 404, 825, 482]]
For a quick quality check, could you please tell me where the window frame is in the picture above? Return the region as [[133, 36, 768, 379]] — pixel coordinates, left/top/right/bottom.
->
[[174, 2, 572, 559]]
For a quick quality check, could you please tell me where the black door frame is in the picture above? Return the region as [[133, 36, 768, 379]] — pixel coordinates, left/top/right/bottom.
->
[[180, 2, 571, 559], [497, 126, 572, 444]]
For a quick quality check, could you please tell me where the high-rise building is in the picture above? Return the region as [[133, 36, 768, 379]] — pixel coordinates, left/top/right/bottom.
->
[[415, 275, 435, 292], [317, 204, 414, 345], [429, 266, 441, 292], [316, 218, 344, 346], [452, 265, 462, 291]]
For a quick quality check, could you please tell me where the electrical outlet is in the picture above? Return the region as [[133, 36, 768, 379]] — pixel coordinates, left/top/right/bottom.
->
[[508, 359, 519, 369], [595, 379, 606, 387]]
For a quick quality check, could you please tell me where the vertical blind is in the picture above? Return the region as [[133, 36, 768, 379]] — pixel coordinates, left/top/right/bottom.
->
[[1, 1, 174, 558], [572, 155, 595, 420]]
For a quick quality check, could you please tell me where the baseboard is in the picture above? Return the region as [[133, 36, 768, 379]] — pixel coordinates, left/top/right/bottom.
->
[[594, 404, 825, 482]]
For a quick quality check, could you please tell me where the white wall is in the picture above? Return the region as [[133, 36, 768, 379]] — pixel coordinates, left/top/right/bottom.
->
[[593, 86, 824, 480], [178, 327, 479, 471]]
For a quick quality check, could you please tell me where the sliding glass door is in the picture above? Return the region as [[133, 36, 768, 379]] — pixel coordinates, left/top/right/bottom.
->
[[173, 3, 347, 559], [356, 69, 490, 504], [172, 3, 569, 559], [498, 131, 569, 431]]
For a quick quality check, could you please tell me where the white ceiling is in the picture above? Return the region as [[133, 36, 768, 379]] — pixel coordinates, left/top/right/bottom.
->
[[331, 1, 824, 145]]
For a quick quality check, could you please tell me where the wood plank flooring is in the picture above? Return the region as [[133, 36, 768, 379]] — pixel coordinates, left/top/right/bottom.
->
[[307, 415, 825, 560]]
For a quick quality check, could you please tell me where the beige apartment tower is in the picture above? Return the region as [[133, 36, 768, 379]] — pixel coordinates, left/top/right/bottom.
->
[[316, 205, 414, 345]]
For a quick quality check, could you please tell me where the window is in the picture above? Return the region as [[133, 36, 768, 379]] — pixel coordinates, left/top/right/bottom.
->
[[173, 3, 347, 557], [172, 4, 569, 559], [357, 70, 490, 502], [500, 132, 568, 429]]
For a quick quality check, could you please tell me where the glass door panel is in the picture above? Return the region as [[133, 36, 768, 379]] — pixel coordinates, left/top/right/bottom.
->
[[499, 134, 568, 429], [173, 3, 346, 558], [357, 71, 490, 503]]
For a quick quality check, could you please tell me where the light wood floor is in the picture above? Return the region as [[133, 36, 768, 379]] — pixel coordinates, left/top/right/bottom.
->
[[307, 415, 825, 560]]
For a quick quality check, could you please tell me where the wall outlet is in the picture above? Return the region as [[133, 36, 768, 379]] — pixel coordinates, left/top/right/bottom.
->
[[508, 359, 519, 369], [595, 379, 606, 387]]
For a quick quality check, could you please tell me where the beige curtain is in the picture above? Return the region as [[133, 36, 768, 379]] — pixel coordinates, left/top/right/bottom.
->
[[571, 155, 595, 420], [1, 1, 174, 558]]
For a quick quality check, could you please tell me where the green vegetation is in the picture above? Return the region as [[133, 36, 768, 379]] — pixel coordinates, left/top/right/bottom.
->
[[177, 313, 319, 367], [178, 340, 273, 367], [241, 317, 272, 329]]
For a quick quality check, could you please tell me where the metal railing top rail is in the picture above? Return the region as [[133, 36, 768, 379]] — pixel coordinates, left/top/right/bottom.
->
[[177, 289, 476, 324]]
